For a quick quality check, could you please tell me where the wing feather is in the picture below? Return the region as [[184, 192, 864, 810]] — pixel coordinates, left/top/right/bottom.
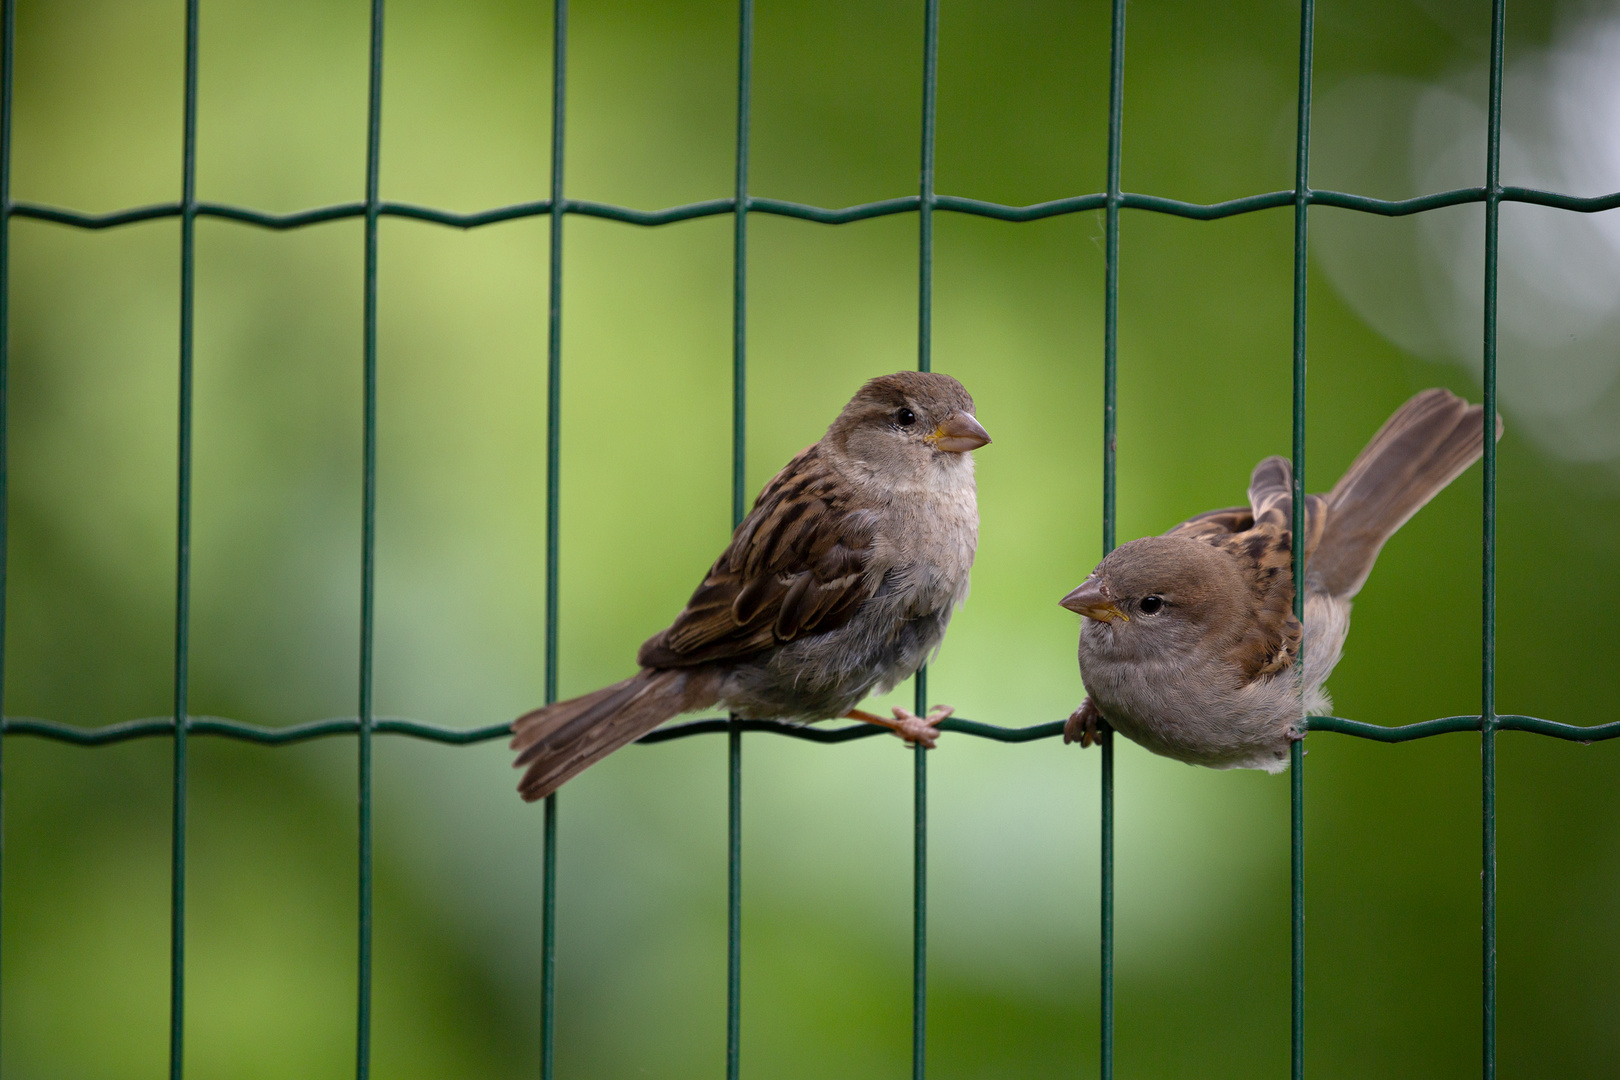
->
[[637, 444, 879, 668], [1166, 505, 1253, 541], [1164, 457, 1330, 683]]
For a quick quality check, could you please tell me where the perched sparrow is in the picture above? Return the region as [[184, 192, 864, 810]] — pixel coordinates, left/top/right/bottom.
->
[[511, 371, 991, 801], [1060, 388, 1500, 772]]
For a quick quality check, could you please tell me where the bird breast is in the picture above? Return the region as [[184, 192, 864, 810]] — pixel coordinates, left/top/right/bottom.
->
[[866, 455, 979, 615]]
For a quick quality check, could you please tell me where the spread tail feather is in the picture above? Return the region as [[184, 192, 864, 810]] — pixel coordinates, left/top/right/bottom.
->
[[510, 668, 721, 801], [1310, 388, 1502, 600]]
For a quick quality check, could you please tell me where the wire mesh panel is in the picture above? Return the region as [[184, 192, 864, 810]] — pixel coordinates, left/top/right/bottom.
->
[[2, 1, 1620, 1079]]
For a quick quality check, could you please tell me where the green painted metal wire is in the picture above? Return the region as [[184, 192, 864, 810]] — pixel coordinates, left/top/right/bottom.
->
[[0, 0, 11, 1058], [1481, 5, 1507, 1074], [1098, 0, 1126, 1074], [2, 715, 508, 745], [170, 2, 200, 1076], [355, 3, 385, 1076], [4, 3, 1620, 1080], [10, 185, 1617, 235], [903, 5, 948, 1077], [6, 712, 1615, 748], [1289, 2, 1315, 1077], [541, 1, 567, 1077], [725, 719, 742, 1079], [913, 2, 940, 1076], [727, 2, 751, 1076]]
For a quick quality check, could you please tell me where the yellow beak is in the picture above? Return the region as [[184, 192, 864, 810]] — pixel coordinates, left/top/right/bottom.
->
[[925, 411, 992, 453], [1059, 578, 1128, 623]]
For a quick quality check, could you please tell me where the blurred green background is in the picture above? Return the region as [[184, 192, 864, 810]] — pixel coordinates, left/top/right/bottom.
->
[[4, 0, 1618, 1077]]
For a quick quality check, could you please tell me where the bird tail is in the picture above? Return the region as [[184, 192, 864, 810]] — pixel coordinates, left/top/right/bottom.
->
[[1310, 388, 1502, 600], [510, 668, 721, 802]]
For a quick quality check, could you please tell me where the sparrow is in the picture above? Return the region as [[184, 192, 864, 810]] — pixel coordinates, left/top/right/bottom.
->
[[1060, 388, 1500, 772], [511, 371, 991, 801]]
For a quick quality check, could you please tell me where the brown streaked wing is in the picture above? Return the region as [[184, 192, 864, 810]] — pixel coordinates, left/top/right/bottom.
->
[[1209, 522, 1303, 681], [1166, 456, 1335, 684], [636, 444, 879, 669]]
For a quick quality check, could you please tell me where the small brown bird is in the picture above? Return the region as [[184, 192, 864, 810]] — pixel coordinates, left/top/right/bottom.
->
[[1060, 388, 1500, 771], [511, 371, 991, 801]]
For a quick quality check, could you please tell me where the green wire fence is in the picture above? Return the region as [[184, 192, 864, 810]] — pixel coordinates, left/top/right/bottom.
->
[[3, 1, 1620, 1079]]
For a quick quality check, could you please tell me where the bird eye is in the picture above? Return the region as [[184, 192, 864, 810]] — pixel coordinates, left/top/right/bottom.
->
[[896, 407, 917, 426], [1138, 595, 1164, 615]]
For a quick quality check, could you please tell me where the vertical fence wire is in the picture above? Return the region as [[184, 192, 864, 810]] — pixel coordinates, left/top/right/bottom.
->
[[1098, 0, 1126, 1074], [541, 1, 568, 1076], [0, 0, 13, 1062], [356, 2, 386, 1077], [725, 716, 742, 1080], [732, 0, 751, 534], [912, 2, 940, 1077], [169, 1, 201, 1076], [915, 12, 937, 375], [726, 2, 751, 1077], [1289, 2, 1315, 1079], [540, 793, 557, 1079], [1481, 2, 1505, 1077]]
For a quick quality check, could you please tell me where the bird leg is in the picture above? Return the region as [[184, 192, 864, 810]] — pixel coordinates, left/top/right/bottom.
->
[[1064, 697, 1106, 748], [843, 705, 952, 749]]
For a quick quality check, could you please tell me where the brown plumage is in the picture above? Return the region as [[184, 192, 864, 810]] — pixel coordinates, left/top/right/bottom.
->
[[512, 371, 991, 801], [508, 669, 725, 799], [636, 442, 877, 667], [1060, 388, 1501, 770]]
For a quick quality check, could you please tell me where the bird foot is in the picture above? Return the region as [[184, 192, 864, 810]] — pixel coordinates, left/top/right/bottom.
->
[[889, 704, 952, 749], [843, 706, 950, 748], [1286, 723, 1307, 743], [1065, 697, 1106, 748]]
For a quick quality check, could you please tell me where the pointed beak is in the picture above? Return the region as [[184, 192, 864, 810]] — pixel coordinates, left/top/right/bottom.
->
[[1060, 577, 1128, 622], [925, 411, 991, 453]]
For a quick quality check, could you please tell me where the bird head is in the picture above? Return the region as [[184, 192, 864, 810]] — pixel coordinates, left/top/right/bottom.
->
[[1060, 536, 1251, 662], [827, 371, 990, 478]]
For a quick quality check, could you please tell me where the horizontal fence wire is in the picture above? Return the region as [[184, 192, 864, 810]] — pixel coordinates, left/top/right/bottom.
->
[[8, 185, 1620, 233], [5, 713, 1617, 746]]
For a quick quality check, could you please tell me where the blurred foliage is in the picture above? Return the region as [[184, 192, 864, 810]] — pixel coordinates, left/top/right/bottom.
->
[[3, 0, 1617, 1077]]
